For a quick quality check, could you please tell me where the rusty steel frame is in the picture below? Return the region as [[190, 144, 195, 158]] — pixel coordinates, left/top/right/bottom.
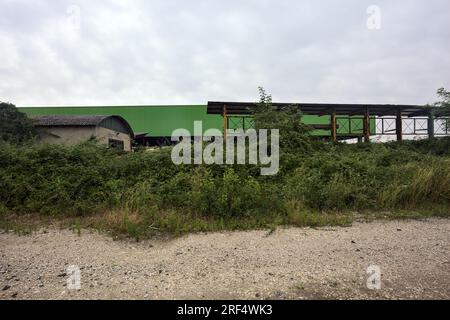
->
[[222, 107, 449, 141], [376, 117, 449, 136]]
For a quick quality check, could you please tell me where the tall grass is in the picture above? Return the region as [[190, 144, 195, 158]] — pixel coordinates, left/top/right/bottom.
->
[[380, 159, 450, 207]]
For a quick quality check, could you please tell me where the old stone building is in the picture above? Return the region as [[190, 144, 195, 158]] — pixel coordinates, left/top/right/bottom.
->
[[33, 115, 134, 151]]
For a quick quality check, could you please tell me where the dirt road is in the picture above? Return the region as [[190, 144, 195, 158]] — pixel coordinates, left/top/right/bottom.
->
[[1, 218, 449, 299]]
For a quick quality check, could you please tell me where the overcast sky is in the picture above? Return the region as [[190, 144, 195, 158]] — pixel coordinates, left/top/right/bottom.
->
[[1, 0, 449, 107]]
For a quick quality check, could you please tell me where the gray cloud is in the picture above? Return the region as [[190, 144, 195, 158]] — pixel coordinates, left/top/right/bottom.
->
[[1, 0, 449, 106]]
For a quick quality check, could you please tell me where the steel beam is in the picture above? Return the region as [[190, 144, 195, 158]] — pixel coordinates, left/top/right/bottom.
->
[[363, 108, 370, 143], [427, 112, 435, 138], [223, 104, 228, 142], [396, 109, 403, 141], [331, 109, 337, 142]]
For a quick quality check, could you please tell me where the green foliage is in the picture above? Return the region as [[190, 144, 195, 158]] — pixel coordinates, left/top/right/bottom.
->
[[433, 88, 450, 129], [71, 219, 81, 236], [433, 87, 450, 117], [251, 87, 313, 153], [379, 159, 450, 208], [1, 137, 448, 222], [0, 102, 36, 144], [399, 137, 450, 156]]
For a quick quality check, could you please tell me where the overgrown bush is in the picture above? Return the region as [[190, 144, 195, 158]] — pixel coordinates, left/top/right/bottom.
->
[[1, 137, 449, 220], [0, 102, 36, 144]]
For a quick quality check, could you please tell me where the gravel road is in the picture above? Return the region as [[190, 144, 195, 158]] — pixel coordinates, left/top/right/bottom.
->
[[1, 218, 449, 300]]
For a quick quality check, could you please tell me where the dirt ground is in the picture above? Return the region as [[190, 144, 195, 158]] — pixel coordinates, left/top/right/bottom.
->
[[1, 218, 449, 300]]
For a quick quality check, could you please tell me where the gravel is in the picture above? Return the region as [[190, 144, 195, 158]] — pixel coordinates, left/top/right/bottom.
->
[[0, 218, 449, 300]]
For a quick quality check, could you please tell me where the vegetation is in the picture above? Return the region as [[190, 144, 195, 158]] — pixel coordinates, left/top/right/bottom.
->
[[0, 102, 36, 144], [433, 87, 450, 117], [251, 87, 312, 152], [0, 92, 449, 240]]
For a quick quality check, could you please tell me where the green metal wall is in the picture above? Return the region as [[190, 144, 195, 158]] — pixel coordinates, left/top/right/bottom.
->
[[20, 105, 222, 137], [20, 105, 375, 137]]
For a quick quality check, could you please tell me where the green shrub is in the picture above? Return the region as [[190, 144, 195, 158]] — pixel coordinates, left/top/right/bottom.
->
[[0, 102, 36, 144], [0, 136, 449, 235]]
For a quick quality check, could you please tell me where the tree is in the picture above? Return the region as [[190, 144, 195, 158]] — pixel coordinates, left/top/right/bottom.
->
[[251, 87, 312, 151], [433, 88, 450, 116], [0, 102, 36, 144], [432, 88, 450, 129]]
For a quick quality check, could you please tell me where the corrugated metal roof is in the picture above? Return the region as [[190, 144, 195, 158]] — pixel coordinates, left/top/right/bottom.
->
[[32, 115, 111, 126], [32, 115, 134, 136], [207, 101, 433, 117]]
